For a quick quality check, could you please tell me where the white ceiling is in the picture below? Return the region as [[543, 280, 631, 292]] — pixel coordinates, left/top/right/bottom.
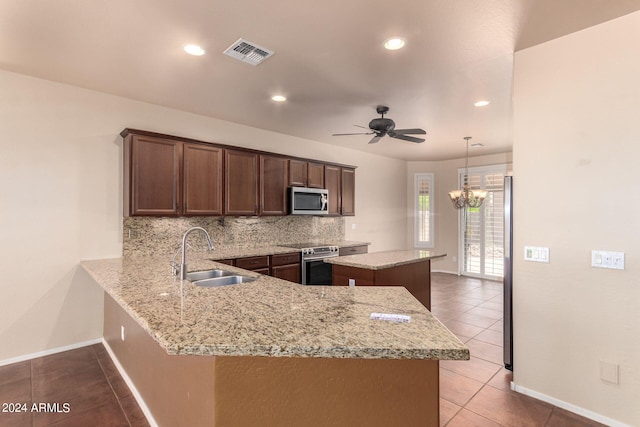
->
[[2, 0, 639, 160]]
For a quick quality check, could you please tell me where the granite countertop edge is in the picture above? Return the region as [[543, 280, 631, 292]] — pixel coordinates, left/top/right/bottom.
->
[[324, 250, 447, 270]]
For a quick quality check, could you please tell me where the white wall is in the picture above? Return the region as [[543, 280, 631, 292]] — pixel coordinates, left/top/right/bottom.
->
[[513, 12, 640, 426], [0, 70, 406, 362], [407, 153, 512, 274]]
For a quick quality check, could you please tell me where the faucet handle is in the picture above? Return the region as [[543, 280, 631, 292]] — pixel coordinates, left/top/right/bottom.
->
[[170, 261, 180, 276]]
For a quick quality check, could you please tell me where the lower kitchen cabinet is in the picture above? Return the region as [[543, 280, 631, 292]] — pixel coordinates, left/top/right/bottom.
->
[[235, 255, 269, 271], [270, 252, 301, 283]]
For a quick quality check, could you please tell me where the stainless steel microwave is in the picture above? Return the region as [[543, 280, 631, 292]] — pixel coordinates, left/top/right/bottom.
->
[[289, 187, 328, 215]]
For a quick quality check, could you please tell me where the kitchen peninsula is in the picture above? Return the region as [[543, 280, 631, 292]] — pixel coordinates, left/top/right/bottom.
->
[[326, 249, 445, 309], [82, 249, 468, 427]]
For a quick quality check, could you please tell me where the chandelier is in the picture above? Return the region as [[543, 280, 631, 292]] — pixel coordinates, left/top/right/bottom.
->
[[448, 137, 487, 209]]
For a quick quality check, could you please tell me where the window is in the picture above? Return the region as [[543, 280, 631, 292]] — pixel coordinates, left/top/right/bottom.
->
[[458, 165, 507, 279], [415, 173, 434, 248]]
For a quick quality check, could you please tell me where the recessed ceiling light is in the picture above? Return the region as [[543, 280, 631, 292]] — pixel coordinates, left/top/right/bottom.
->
[[474, 100, 490, 107], [184, 44, 205, 56], [384, 37, 406, 50], [271, 95, 287, 102]]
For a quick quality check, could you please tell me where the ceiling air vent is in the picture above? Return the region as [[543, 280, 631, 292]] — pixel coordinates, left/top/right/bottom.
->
[[223, 38, 274, 66]]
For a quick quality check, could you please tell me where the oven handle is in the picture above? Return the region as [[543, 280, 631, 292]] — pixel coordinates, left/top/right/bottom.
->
[[302, 254, 339, 262]]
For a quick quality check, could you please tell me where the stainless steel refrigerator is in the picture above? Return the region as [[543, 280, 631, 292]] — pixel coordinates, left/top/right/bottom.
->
[[503, 176, 513, 371]]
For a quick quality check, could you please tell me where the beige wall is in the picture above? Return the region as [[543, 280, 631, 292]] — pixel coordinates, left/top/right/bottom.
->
[[0, 70, 406, 362], [407, 153, 512, 274], [513, 12, 640, 426]]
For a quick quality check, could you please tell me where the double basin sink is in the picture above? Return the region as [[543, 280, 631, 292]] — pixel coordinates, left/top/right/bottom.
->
[[186, 269, 257, 287]]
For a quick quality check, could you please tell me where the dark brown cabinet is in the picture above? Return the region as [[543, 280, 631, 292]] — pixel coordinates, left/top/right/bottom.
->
[[289, 160, 324, 188], [324, 165, 355, 216], [183, 144, 223, 216], [235, 255, 270, 275], [340, 167, 356, 216], [124, 134, 182, 216], [332, 260, 432, 309], [260, 155, 288, 216], [270, 253, 301, 283], [324, 165, 341, 216], [225, 150, 259, 215], [122, 129, 356, 217], [307, 162, 324, 188]]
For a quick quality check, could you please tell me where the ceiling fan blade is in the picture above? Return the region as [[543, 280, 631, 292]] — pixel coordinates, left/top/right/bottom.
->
[[353, 124, 370, 130], [390, 134, 425, 143], [392, 128, 426, 135], [368, 136, 383, 144], [332, 132, 374, 136]]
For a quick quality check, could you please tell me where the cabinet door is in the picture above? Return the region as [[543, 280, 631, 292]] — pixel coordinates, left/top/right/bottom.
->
[[288, 159, 307, 187], [225, 150, 258, 215], [307, 162, 325, 188], [340, 167, 356, 216], [324, 165, 341, 216], [183, 144, 223, 216], [271, 263, 301, 283], [260, 155, 288, 215], [126, 135, 182, 216]]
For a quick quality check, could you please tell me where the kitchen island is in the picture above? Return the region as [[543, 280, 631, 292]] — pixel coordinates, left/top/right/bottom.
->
[[81, 252, 467, 427], [326, 249, 445, 309]]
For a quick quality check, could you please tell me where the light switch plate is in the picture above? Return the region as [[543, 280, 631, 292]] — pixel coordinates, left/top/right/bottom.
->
[[524, 246, 550, 263]]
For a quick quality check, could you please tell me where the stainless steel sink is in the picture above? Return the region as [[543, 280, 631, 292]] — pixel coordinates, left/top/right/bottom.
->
[[186, 269, 235, 282], [193, 275, 257, 287]]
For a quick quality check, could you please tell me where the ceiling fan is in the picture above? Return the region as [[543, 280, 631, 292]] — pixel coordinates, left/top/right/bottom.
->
[[332, 105, 426, 144]]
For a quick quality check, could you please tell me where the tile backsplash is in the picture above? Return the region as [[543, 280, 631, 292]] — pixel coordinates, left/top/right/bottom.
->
[[123, 216, 345, 257]]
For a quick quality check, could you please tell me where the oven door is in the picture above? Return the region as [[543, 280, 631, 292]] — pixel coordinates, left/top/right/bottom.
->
[[302, 258, 333, 285]]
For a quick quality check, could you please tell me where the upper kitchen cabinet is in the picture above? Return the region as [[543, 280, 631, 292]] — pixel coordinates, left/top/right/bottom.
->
[[324, 165, 341, 216], [225, 149, 259, 215], [340, 167, 356, 216], [123, 133, 182, 216], [260, 155, 288, 216], [183, 144, 223, 216], [325, 165, 355, 216], [288, 160, 324, 188]]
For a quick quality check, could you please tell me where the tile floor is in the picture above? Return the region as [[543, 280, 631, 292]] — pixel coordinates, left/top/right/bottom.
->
[[432, 272, 605, 427], [0, 273, 606, 426], [0, 344, 148, 427]]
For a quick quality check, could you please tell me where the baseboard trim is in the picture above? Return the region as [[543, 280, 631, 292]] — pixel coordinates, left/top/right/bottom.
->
[[431, 269, 459, 275], [102, 338, 159, 427], [0, 338, 102, 367], [512, 382, 629, 427]]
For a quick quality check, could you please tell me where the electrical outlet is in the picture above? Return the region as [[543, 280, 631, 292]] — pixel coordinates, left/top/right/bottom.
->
[[121, 326, 125, 342], [348, 279, 355, 287], [351, 223, 356, 230], [592, 250, 625, 270], [600, 361, 619, 384]]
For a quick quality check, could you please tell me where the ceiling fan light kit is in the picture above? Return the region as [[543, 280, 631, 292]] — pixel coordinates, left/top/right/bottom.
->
[[332, 105, 426, 144], [449, 136, 487, 209]]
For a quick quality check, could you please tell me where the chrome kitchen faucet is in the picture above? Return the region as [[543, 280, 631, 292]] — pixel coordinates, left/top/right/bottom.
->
[[172, 227, 214, 280]]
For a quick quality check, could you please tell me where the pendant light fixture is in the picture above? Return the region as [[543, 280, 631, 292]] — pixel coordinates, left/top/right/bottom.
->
[[448, 137, 487, 209]]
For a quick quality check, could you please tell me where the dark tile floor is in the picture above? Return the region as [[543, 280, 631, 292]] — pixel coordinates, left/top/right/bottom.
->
[[0, 273, 606, 426], [432, 272, 605, 427], [0, 344, 148, 427]]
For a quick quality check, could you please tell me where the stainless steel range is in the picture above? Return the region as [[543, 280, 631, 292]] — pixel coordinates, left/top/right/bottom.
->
[[285, 243, 339, 285]]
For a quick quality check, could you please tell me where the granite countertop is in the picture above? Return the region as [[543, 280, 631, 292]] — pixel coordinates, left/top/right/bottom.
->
[[81, 253, 468, 361], [324, 249, 446, 270]]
